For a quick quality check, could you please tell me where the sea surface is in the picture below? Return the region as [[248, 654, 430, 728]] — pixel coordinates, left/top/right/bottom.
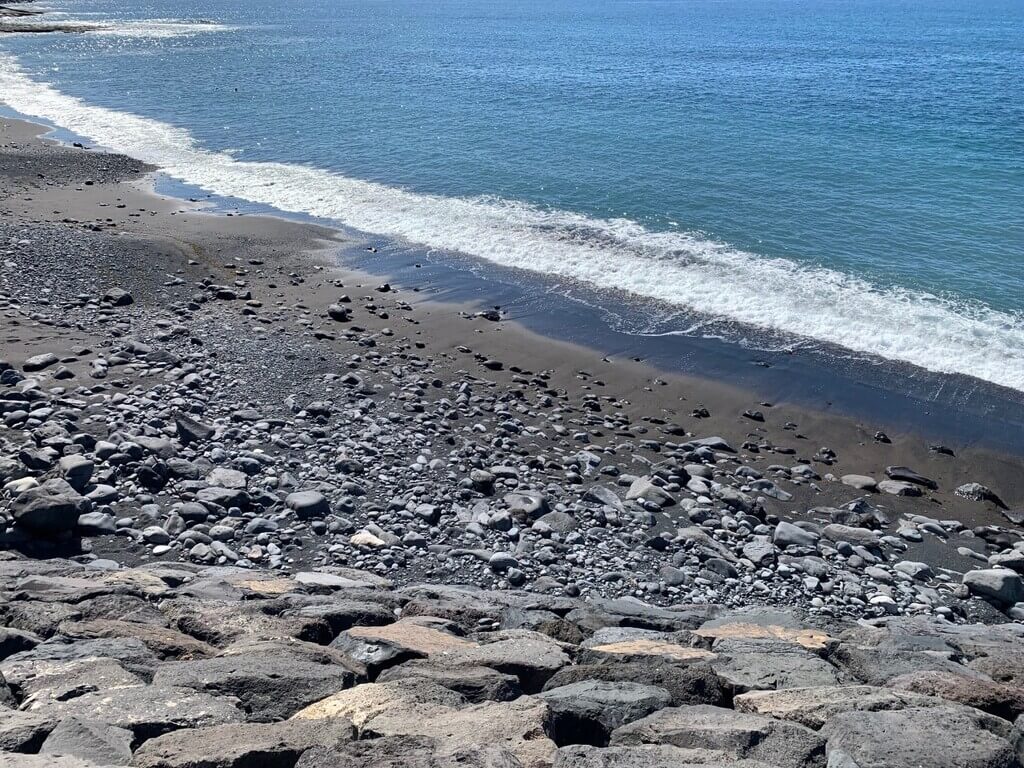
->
[[1, 0, 1023, 393]]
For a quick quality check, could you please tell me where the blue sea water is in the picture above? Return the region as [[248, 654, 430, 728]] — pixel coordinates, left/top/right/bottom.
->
[[1, 0, 1023, 390]]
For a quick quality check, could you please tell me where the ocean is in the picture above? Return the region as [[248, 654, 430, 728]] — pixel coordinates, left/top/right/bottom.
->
[[1, 0, 1022, 393]]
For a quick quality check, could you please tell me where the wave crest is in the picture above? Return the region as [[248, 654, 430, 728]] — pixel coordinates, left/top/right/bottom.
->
[[1, 52, 1022, 391]]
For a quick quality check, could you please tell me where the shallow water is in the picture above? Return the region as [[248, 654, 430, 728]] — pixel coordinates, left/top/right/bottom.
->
[[1, 0, 1022, 390]]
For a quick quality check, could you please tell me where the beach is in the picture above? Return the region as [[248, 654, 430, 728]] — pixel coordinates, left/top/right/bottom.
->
[[3, 6, 1024, 763], [1, 114, 1022, 612]]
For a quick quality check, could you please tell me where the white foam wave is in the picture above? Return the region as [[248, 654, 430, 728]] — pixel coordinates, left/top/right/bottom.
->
[[0, 18, 234, 38], [91, 19, 235, 39], [2, 52, 1022, 392]]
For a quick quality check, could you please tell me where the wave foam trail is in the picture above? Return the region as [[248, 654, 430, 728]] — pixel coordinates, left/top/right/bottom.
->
[[2, 52, 1023, 392], [0, 19, 233, 37], [91, 20, 236, 38]]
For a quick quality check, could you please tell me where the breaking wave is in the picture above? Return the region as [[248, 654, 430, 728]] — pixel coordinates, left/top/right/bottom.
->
[[2, 52, 1022, 392]]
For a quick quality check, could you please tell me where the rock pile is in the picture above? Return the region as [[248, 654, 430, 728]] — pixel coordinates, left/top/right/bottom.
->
[[1, 556, 1024, 767]]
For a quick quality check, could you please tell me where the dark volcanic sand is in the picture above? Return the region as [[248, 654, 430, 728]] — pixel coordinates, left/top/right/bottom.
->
[[1, 115, 1022, 621]]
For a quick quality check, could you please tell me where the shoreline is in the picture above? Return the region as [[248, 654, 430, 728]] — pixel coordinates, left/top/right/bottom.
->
[[1, 47, 1021, 399], [150, 157, 1024, 455], [336, 231, 1024, 456], [1, 113, 1023, 621], [7, 114, 1024, 470], [43, 112, 1021, 458]]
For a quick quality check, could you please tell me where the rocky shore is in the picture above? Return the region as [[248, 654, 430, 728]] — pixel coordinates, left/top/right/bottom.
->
[[2, 556, 1024, 767], [1, 116, 1024, 766]]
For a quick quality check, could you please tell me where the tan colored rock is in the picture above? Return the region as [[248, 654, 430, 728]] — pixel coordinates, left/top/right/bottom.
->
[[734, 684, 944, 729], [294, 678, 554, 768], [362, 696, 557, 768], [693, 622, 832, 650], [346, 620, 474, 656], [583, 640, 715, 664], [232, 576, 297, 596], [291, 679, 464, 727], [330, 619, 475, 678], [165, 568, 295, 601]]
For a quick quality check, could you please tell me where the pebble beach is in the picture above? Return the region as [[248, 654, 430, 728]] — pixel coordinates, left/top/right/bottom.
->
[[2, 102, 1024, 767]]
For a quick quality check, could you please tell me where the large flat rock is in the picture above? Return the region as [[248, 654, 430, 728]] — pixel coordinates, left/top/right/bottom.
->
[[291, 679, 465, 727], [293, 737, 523, 768], [3, 652, 150, 703], [39, 717, 133, 766], [152, 653, 355, 721], [709, 638, 845, 692], [21, 684, 245, 743], [609, 704, 825, 768], [554, 744, 785, 767], [360, 696, 557, 768], [130, 718, 355, 768], [438, 635, 571, 692], [0, 709, 58, 752], [823, 704, 1018, 768], [734, 685, 945, 729], [542, 660, 728, 708], [539, 680, 672, 745], [329, 619, 473, 679], [54, 619, 216, 661], [889, 670, 1024, 722], [375, 660, 522, 703]]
